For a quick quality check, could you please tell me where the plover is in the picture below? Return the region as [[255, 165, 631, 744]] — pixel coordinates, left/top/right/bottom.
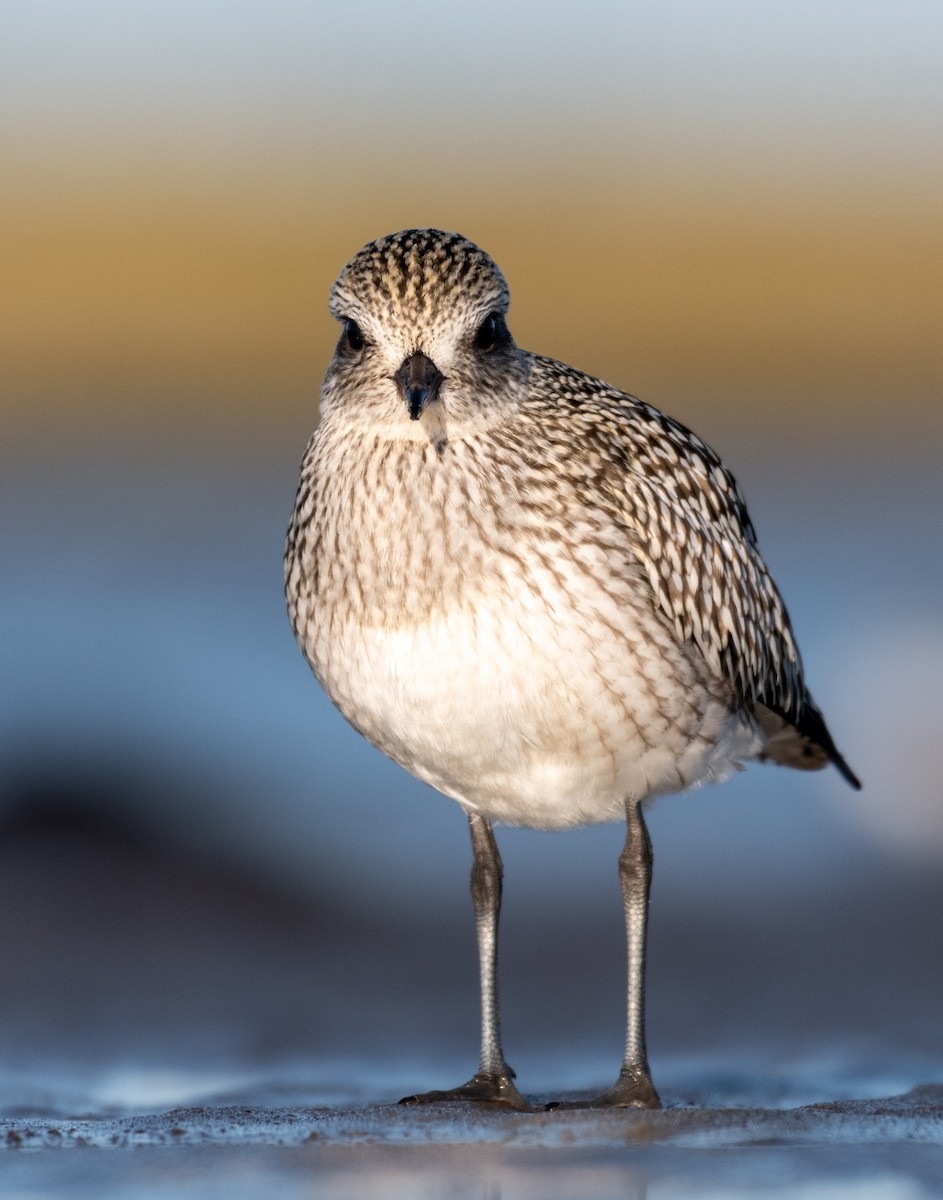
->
[[285, 229, 859, 1111]]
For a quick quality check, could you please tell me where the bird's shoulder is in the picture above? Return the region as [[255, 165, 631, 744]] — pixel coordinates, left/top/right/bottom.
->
[[521, 353, 757, 540]]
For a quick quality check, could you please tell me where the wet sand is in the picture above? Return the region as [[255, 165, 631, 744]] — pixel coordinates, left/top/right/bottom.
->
[[3, 1088, 943, 1199]]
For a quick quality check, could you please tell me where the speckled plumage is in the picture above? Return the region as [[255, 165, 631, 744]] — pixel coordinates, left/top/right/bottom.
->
[[285, 228, 859, 1108], [286, 228, 856, 821]]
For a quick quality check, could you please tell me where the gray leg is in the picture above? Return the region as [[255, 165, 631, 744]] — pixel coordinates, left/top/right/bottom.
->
[[547, 798, 661, 1110], [400, 812, 531, 1110], [469, 812, 509, 1079], [601, 798, 661, 1106]]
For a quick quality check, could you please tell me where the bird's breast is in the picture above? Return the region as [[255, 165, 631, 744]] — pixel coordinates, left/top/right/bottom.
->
[[290, 431, 760, 827]]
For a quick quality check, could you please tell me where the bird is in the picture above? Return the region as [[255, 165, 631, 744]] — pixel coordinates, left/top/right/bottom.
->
[[284, 228, 860, 1112]]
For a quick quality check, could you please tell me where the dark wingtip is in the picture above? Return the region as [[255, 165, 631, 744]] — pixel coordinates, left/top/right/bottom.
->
[[830, 750, 862, 791], [765, 693, 862, 791], [798, 701, 862, 790]]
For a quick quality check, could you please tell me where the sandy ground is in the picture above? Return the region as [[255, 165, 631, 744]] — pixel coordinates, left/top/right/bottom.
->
[[2, 1089, 943, 1198]]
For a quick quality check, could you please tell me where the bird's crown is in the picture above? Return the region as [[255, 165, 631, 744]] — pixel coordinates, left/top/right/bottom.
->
[[330, 229, 509, 335]]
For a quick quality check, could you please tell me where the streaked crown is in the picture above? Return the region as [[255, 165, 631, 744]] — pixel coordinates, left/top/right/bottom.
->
[[330, 229, 510, 341]]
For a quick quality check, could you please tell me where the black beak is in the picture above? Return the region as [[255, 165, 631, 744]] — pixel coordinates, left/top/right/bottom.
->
[[394, 352, 445, 421]]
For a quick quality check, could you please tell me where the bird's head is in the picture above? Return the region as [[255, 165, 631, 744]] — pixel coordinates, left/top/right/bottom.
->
[[321, 229, 528, 445]]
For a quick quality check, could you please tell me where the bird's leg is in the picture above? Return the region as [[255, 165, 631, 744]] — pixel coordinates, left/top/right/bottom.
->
[[547, 798, 661, 1110], [400, 812, 532, 1110], [602, 798, 662, 1106]]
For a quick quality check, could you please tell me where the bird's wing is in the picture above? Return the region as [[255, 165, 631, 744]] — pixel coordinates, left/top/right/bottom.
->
[[619, 398, 806, 720], [527, 356, 859, 786], [533, 357, 805, 720], [617, 397, 863, 789]]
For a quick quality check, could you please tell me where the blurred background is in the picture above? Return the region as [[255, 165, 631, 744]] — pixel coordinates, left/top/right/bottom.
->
[[1, 0, 941, 1114]]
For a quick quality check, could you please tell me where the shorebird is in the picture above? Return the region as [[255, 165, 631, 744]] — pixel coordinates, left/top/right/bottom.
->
[[285, 229, 860, 1111]]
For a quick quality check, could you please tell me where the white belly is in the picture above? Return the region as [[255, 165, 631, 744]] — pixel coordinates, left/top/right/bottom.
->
[[317, 574, 761, 830]]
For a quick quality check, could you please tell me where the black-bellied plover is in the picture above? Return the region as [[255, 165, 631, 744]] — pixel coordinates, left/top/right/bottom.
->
[[285, 229, 860, 1111]]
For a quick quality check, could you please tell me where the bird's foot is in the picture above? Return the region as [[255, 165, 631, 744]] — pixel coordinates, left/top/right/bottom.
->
[[400, 1070, 533, 1111], [545, 1064, 661, 1110]]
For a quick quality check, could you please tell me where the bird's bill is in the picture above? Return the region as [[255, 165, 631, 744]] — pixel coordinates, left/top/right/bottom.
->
[[394, 351, 445, 421]]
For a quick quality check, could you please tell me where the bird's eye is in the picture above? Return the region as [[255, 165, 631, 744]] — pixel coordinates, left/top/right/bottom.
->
[[474, 313, 505, 352], [341, 319, 364, 352]]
